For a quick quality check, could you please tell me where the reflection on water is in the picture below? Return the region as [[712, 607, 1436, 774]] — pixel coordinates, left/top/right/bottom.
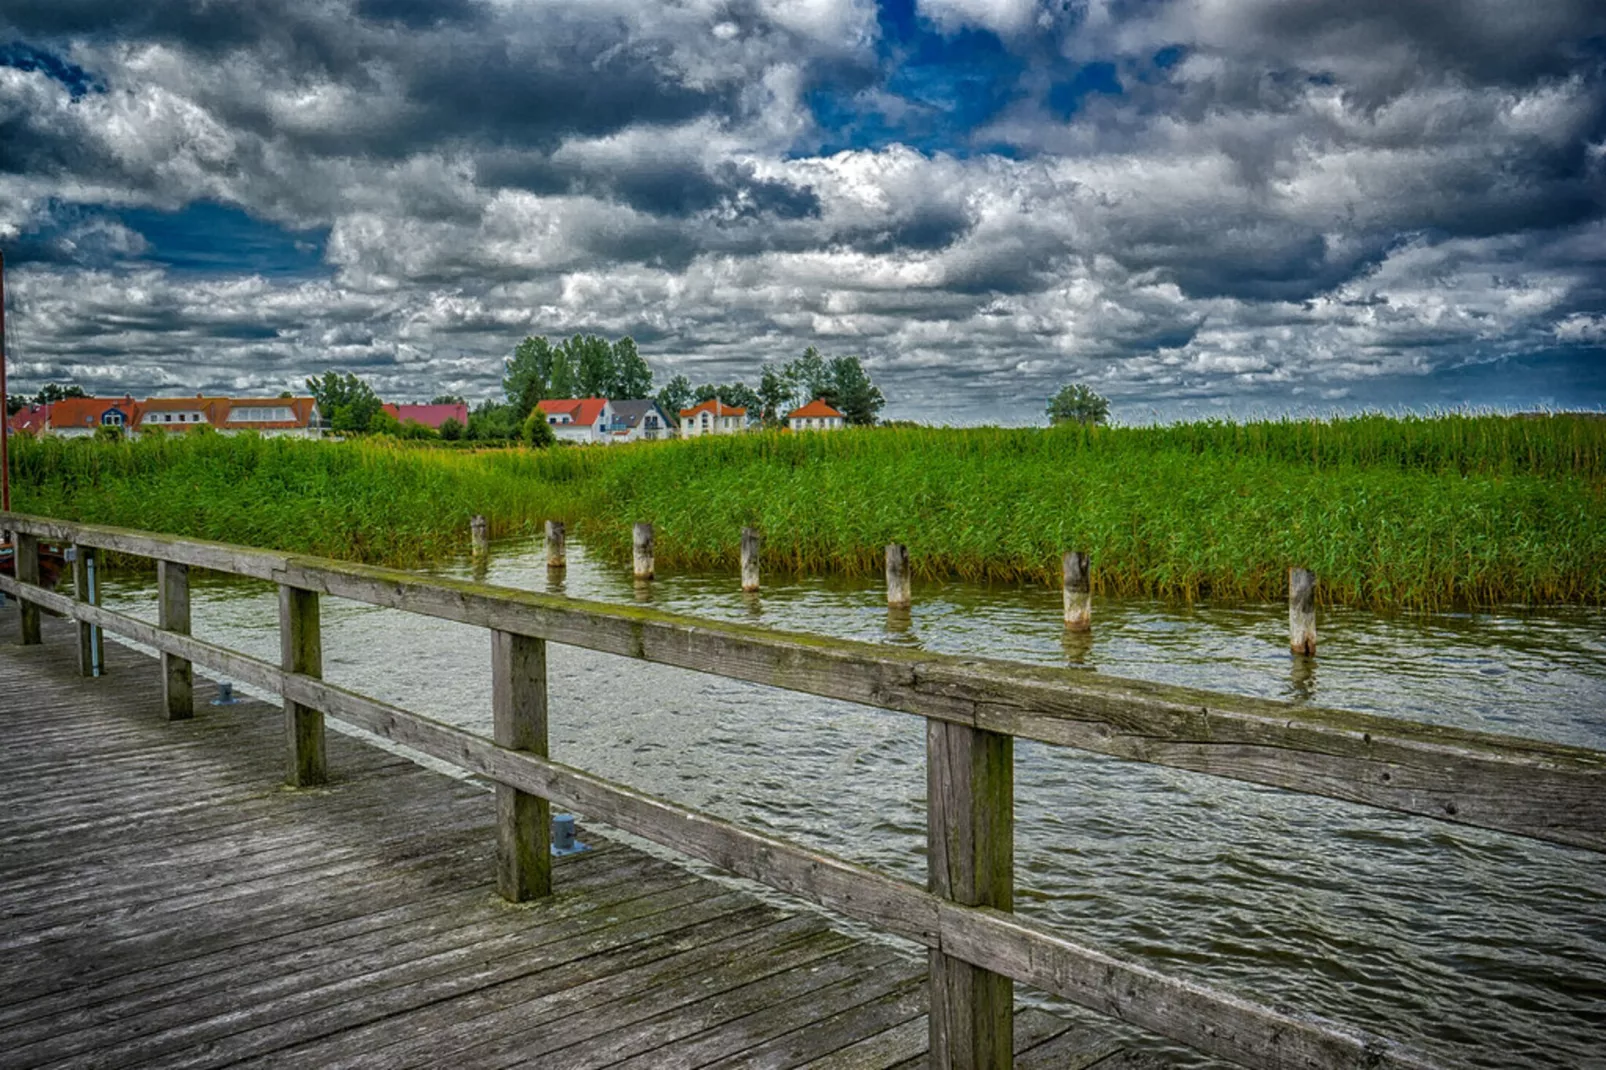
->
[[95, 535, 1606, 1069]]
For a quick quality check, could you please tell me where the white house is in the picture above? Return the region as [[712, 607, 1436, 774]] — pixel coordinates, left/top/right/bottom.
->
[[607, 400, 675, 442], [537, 397, 615, 444], [786, 399, 846, 431], [679, 398, 747, 437]]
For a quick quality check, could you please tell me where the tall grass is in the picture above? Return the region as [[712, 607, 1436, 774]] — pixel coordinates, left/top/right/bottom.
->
[[9, 414, 1604, 609]]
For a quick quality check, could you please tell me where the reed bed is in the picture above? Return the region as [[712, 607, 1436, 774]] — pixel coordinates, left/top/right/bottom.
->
[[9, 414, 1603, 609]]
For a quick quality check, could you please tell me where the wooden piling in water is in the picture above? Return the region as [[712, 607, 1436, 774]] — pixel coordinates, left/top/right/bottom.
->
[[1062, 551, 1091, 632], [633, 522, 654, 581], [470, 514, 489, 557], [1289, 567, 1316, 657], [545, 520, 566, 569], [886, 543, 911, 609], [741, 527, 761, 593]]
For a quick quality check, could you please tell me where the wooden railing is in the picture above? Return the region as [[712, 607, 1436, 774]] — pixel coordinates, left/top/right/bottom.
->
[[4, 510, 1602, 1070]]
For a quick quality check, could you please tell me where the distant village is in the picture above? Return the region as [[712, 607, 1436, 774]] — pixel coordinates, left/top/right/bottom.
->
[[4, 336, 886, 446], [4, 390, 849, 445]]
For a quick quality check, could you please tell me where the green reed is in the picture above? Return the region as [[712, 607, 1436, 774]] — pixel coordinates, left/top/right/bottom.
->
[[9, 414, 1603, 608]]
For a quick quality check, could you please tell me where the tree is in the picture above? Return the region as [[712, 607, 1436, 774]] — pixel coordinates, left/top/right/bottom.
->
[[366, 409, 403, 436], [522, 409, 556, 448], [468, 400, 520, 441], [1046, 383, 1110, 426], [5, 394, 25, 416], [430, 393, 466, 406], [438, 417, 464, 441], [655, 375, 693, 422], [570, 335, 616, 398], [692, 382, 761, 421], [307, 371, 383, 431], [757, 364, 792, 426], [34, 383, 87, 405], [827, 356, 885, 426], [611, 337, 653, 398], [504, 336, 556, 416], [549, 341, 580, 399]]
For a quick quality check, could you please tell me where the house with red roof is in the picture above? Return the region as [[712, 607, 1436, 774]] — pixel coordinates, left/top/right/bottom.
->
[[678, 398, 747, 437], [536, 397, 615, 444], [786, 398, 846, 432], [381, 402, 469, 431]]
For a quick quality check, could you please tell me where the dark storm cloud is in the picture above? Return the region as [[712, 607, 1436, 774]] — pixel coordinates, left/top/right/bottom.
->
[[0, 0, 1602, 421]]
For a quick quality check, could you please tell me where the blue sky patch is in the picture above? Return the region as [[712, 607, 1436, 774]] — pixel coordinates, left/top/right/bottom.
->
[[0, 42, 103, 99], [118, 203, 329, 278]]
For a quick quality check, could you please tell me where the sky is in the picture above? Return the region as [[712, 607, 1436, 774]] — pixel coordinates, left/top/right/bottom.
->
[[1, 0, 1604, 424]]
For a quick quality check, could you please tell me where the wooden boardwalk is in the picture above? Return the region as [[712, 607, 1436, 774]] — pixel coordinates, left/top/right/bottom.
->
[[0, 613, 1149, 1069]]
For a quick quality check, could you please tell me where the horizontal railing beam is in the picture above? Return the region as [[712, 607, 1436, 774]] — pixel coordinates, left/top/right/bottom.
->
[[3, 510, 1602, 854], [0, 572, 1443, 1070]]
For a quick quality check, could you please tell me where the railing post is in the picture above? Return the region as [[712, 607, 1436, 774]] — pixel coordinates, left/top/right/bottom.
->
[[279, 585, 326, 786], [158, 560, 193, 719], [14, 531, 41, 644], [492, 629, 551, 900], [928, 719, 1014, 1070], [72, 545, 104, 676]]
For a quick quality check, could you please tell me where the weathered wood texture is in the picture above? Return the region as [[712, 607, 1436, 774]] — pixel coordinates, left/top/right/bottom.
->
[[741, 526, 761, 593], [546, 519, 567, 568], [491, 628, 551, 900], [70, 544, 103, 677], [928, 720, 1015, 1069], [1063, 551, 1091, 632], [0, 589, 1442, 1070], [633, 521, 654, 580], [2, 510, 1602, 854], [886, 542, 912, 608], [278, 584, 325, 787], [14, 530, 40, 644], [471, 514, 489, 557], [1289, 567, 1316, 656], [0, 613, 1140, 1070], [159, 560, 194, 720]]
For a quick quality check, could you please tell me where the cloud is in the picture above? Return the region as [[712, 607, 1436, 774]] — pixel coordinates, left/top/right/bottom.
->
[[0, 0, 1601, 420]]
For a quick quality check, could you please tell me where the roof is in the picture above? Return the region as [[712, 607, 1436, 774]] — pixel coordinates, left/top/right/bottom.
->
[[220, 397, 318, 428], [7, 405, 49, 435], [787, 399, 845, 419], [141, 396, 224, 412], [44, 397, 141, 429], [537, 398, 610, 426], [680, 398, 747, 419], [608, 400, 668, 428], [382, 403, 469, 430]]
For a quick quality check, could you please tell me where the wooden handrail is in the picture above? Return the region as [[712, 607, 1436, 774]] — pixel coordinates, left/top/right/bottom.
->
[[5, 510, 1599, 1070], [5, 511, 1601, 851]]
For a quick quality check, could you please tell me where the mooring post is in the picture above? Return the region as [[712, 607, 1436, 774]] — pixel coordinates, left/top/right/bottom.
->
[[279, 585, 326, 787], [886, 543, 911, 609], [741, 526, 761, 593], [470, 514, 489, 557], [545, 520, 566, 569], [1289, 567, 1316, 657], [72, 544, 103, 676], [633, 522, 654, 581], [1062, 551, 1091, 632], [928, 718, 1014, 1069], [492, 629, 552, 900], [14, 531, 40, 645], [158, 560, 193, 720]]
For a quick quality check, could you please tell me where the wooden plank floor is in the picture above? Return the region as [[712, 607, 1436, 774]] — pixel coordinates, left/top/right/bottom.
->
[[0, 610, 1155, 1069]]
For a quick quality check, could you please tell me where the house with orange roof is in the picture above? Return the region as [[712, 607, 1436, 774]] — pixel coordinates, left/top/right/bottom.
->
[[536, 397, 614, 444], [785, 398, 846, 432], [678, 398, 747, 437], [7, 396, 141, 438], [216, 397, 322, 438], [137, 396, 228, 432]]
